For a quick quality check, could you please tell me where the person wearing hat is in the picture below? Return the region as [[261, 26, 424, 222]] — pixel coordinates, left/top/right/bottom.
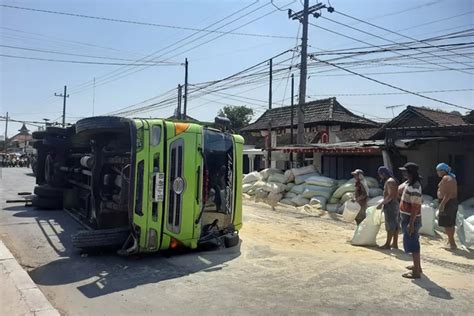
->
[[351, 169, 369, 225], [399, 162, 423, 279], [377, 166, 400, 249], [436, 163, 459, 250]]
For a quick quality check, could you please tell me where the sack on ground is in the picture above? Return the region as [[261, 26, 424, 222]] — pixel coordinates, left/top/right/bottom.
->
[[266, 192, 283, 206], [309, 196, 327, 209], [342, 200, 361, 222], [268, 173, 288, 184], [243, 171, 262, 184], [294, 172, 320, 185], [284, 192, 297, 199], [280, 198, 296, 207], [254, 188, 269, 203], [291, 165, 316, 177], [340, 192, 354, 205], [259, 168, 283, 180], [286, 182, 295, 191], [301, 185, 334, 199], [351, 206, 381, 246], [419, 204, 436, 236], [290, 184, 306, 194], [332, 183, 355, 199], [325, 203, 340, 213], [291, 195, 310, 207], [368, 188, 383, 198], [262, 182, 286, 194], [329, 196, 340, 204], [242, 183, 253, 193], [305, 175, 337, 187], [284, 169, 295, 183], [462, 216, 474, 247]]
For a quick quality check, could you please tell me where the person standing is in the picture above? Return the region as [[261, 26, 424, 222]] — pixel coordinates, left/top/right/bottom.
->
[[399, 162, 423, 279], [351, 169, 369, 225], [436, 163, 459, 250], [377, 166, 399, 249]]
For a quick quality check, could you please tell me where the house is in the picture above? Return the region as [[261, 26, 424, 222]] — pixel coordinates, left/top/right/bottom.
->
[[240, 97, 380, 169], [8, 124, 34, 154]]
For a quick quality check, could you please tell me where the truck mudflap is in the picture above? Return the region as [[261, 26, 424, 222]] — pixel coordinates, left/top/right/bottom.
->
[[72, 227, 130, 250]]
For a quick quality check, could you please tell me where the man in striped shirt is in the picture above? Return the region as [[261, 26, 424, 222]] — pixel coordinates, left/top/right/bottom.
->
[[399, 162, 423, 279]]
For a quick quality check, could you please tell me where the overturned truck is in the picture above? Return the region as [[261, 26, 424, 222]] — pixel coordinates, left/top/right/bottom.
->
[[32, 116, 243, 254]]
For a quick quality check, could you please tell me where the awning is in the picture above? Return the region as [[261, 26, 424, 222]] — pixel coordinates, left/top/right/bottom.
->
[[276, 141, 383, 154]]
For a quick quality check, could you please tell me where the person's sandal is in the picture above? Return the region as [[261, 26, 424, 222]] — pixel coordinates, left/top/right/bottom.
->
[[405, 265, 423, 273], [402, 272, 421, 279]]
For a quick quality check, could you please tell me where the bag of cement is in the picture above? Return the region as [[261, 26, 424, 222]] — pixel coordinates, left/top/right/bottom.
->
[[262, 182, 286, 194], [419, 204, 436, 236], [305, 175, 337, 188], [284, 192, 297, 199], [294, 172, 320, 185], [462, 216, 474, 248], [254, 188, 269, 203], [340, 192, 354, 205], [290, 184, 306, 194], [266, 192, 283, 207], [280, 198, 296, 206], [247, 188, 256, 196], [332, 183, 355, 199], [309, 196, 327, 209], [456, 205, 474, 248], [259, 168, 283, 181], [368, 196, 384, 207], [242, 183, 253, 193], [343, 200, 361, 222], [268, 173, 287, 184], [286, 182, 295, 191], [325, 203, 340, 213], [284, 169, 295, 183], [301, 185, 334, 199], [422, 194, 434, 203], [329, 196, 340, 204], [351, 206, 382, 246], [291, 165, 316, 177], [368, 188, 383, 198], [252, 180, 266, 189], [291, 195, 310, 207], [243, 171, 262, 184]]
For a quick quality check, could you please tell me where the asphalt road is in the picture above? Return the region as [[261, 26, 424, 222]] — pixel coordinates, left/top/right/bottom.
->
[[1, 168, 472, 316]]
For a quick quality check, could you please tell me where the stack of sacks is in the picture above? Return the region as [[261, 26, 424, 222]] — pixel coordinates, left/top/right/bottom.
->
[[280, 165, 320, 207], [242, 171, 263, 195]]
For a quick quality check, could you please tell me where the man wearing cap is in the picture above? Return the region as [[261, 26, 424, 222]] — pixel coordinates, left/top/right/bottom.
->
[[351, 169, 369, 225], [436, 163, 458, 250], [399, 162, 423, 279]]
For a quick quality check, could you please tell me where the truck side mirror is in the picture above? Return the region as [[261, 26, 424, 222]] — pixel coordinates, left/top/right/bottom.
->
[[214, 116, 231, 131]]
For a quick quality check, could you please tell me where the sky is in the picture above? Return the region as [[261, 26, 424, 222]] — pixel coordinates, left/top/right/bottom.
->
[[1, 0, 473, 137]]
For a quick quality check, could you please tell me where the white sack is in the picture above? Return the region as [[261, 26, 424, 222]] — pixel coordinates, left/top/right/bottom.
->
[[243, 171, 262, 184]]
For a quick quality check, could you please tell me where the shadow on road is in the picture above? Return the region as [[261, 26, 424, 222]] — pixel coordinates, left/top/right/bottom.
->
[[412, 274, 453, 300], [30, 244, 241, 299]]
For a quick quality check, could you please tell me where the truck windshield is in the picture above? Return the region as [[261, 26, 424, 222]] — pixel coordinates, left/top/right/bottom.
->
[[203, 129, 234, 214]]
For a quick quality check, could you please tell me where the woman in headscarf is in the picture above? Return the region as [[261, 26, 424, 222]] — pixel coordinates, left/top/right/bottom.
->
[[351, 169, 369, 225], [436, 163, 458, 250]]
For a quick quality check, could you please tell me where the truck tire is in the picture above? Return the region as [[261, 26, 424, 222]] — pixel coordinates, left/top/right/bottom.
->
[[32, 196, 63, 210], [224, 232, 240, 248], [72, 228, 130, 250], [75, 116, 128, 134], [34, 185, 64, 199]]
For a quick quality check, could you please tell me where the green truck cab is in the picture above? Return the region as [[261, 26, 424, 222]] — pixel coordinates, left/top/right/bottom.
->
[[31, 116, 243, 254]]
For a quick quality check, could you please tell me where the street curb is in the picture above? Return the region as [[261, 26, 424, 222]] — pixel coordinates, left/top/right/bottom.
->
[[0, 241, 60, 316]]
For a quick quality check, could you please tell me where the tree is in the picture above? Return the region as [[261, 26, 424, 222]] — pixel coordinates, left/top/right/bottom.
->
[[218, 105, 254, 131]]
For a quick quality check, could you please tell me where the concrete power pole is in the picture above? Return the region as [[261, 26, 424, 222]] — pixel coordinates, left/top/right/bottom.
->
[[3, 112, 8, 151], [269, 58, 273, 110], [55, 85, 69, 127], [183, 58, 189, 120], [289, 1, 333, 150]]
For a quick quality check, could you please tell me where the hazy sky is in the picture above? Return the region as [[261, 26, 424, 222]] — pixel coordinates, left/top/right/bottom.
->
[[1, 0, 473, 136]]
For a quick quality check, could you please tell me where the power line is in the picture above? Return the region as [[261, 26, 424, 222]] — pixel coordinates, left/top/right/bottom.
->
[[308, 88, 474, 97], [0, 53, 181, 66], [0, 44, 179, 64], [310, 56, 473, 111], [0, 3, 293, 39]]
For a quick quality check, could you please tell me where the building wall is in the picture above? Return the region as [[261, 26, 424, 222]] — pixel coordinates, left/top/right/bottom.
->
[[400, 138, 474, 201]]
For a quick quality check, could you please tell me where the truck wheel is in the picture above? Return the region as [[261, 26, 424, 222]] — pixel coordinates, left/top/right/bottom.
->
[[34, 185, 64, 199], [32, 196, 63, 210], [224, 232, 240, 248], [75, 116, 128, 134], [72, 228, 130, 250]]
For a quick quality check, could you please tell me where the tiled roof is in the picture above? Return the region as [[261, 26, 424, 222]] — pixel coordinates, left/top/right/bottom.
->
[[241, 97, 378, 131], [335, 128, 380, 142], [409, 106, 466, 126]]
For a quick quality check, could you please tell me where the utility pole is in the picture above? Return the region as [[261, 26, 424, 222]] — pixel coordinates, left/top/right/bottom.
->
[[183, 58, 188, 120], [290, 74, 294, 145], [177, 84, 182, 119], [3, 112, 8, 151], [55, 85, 69, 127], [92, 77, 96, 116], [289, 1, 334, 150], [269, 58, 273, 110]]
